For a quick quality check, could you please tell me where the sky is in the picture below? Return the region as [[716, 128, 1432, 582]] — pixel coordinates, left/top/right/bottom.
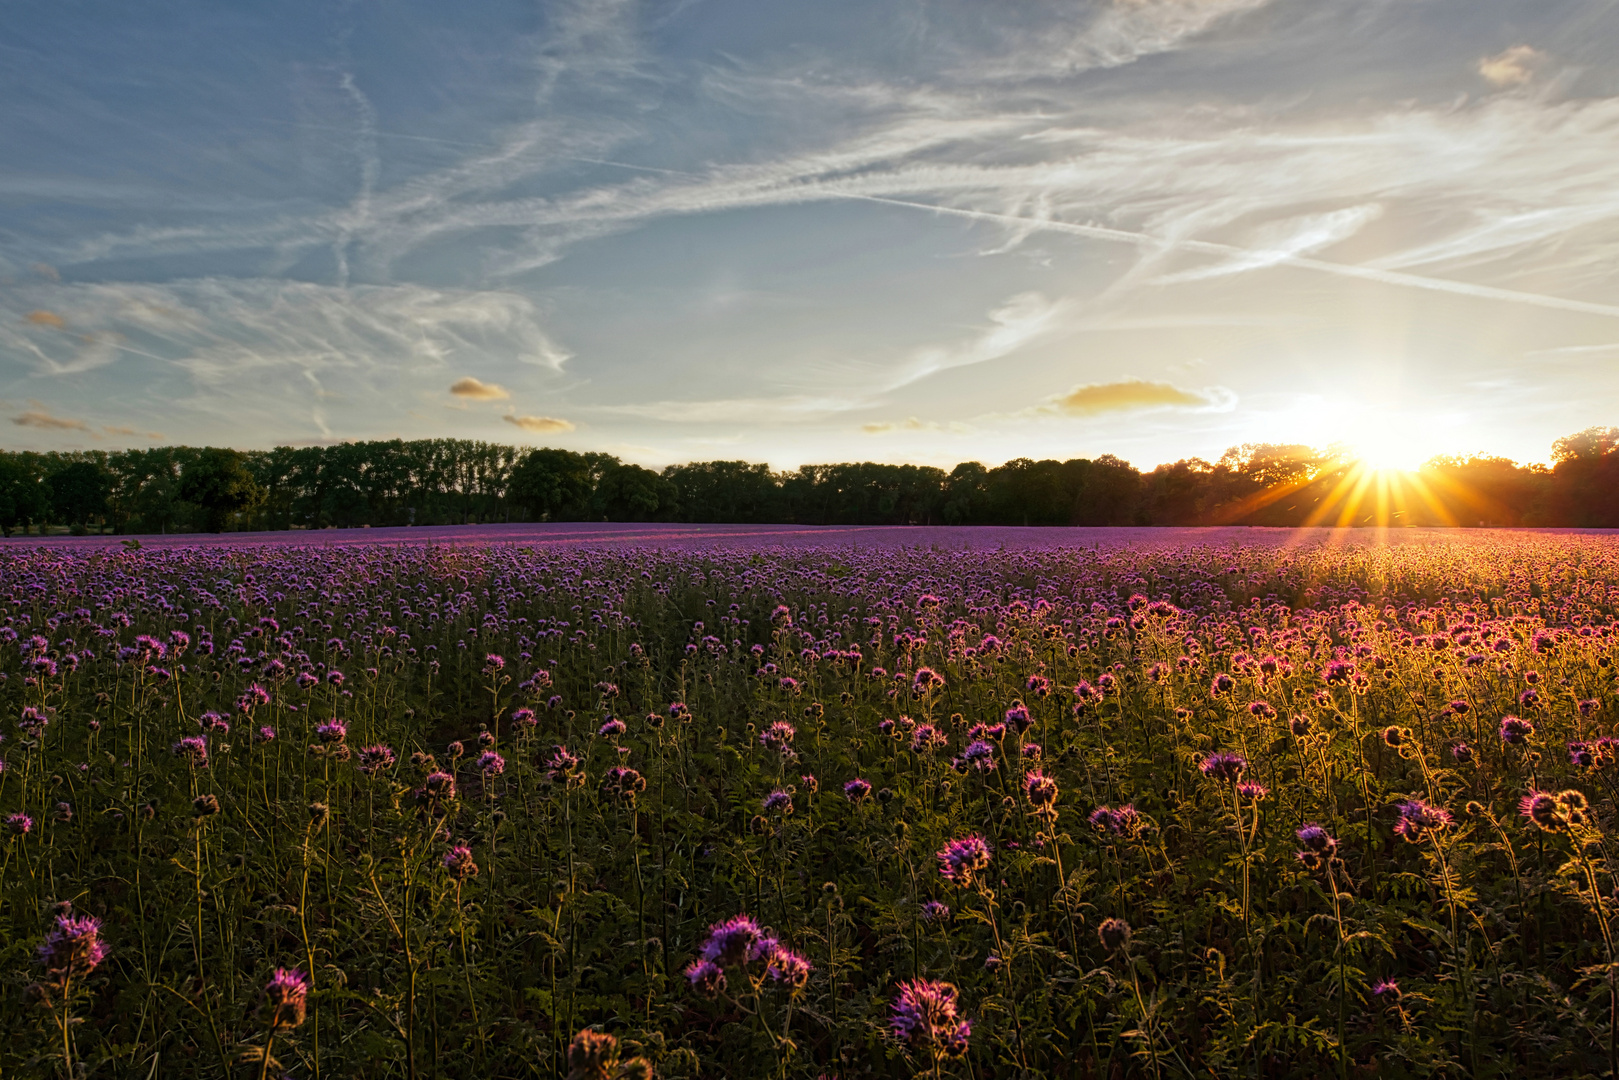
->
[[2, 0, 1618, 472]]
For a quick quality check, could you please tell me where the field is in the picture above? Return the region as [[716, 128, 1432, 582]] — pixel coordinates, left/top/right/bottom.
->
[[3, 525, 1618, 1079]]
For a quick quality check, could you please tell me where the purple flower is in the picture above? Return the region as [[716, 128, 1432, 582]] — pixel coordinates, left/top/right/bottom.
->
[[764, 944, 813, 988], [315, 721, 347, 744], [1236, 781, 1269, 801], [357, 745, 396, 775], [478, 750, 505, 777], [1393, 798, 1453, 842], [920, 900, 951, 923], [37, 914, 108, 982], [763, 789, 793, 814], [255, 726, 277, 744], [265, 968, 310, 1029], [1370, 978, 1401, 1002], [546, 745, 581, 785], [1024, 769, 1059, 807], [172, 735, 209, 766], [890, 978, 971, 1059], [954, 740, 997, 773], [7, 811, 33, 835], [1498, 715, 1534, 745], [701, 914, 766, 968], [483, 653, 505, 673], [1295, 823, 1337, 868], [443, 844, 479, 880], [684, 958, 726, 997], [843, 778, 872, 802], [1003, 702, 1032, 732], [597, 718, 627, 738], [936, 835, 992, 886], [759, 720, 796, 751], [1089, 804, 1140, 836], [1200, 751, 1247, 784], [325, 670, 345, 687]]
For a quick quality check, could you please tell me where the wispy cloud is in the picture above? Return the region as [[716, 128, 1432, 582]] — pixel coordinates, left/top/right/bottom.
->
[[504, 414, 575, 433], [25, 310, 66, 328], [103, 424, 165, 439], [449, 377, 511, 401], [13, 407, 90, 432], [863, 416, 974, 435]]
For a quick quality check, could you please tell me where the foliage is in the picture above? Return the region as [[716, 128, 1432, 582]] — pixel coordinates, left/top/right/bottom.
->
[[0, 531, 1617, 1079], [3, 425, 1619, 535]]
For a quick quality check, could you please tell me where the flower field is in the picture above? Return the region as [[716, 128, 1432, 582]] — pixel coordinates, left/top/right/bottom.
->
[[3, 527, 1618, 1078]]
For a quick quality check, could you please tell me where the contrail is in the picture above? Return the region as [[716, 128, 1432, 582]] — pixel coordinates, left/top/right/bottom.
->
[[851, 194, 1619, 321]]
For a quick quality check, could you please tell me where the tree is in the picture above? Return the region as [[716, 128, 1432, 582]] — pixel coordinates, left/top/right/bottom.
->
[[508, 448, 598, 521], [593, 463, 674, 521], [179, 448, 264, 532], [0, 453, 52, 536], [49, 460, 112, 533]]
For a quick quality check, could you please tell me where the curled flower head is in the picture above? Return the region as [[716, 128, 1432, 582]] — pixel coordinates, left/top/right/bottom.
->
[[482, 653, 505, 673], [478, 750, 505, 777], [265, 968, 309, 1030], [597, 718, 627, 738], [764, 944, 813, 989], [172, 735, 209, 765], [1393, 798, 1453, 842], [547, 745, 583, 787], [684, 958, 726, 997], [315, 721, 347, 745], [763, 789, 793, 815], [443, 844, 479, 880], [954, 739, 997, 773], [936, 835, 992, 887], [357, 744, 396, 775], [1519, 788, 1590, 833], [1200, 751, 1247, 784], [1097, 916, 1132, 954], [843, 777, 872, 801], [891, 978, 971, 1060], [1089, 804, 1140, 837], [600, 766, 646, 801], [920, 900, 951, 923], [1236, 781, 1269, 801], [1003, 702, 1032, 732], [37, 914, 108, 982], [7, 812, 34, 836], [1498, 715, 1534, 746], [1024, 769, 1059, 808], [700, 914, 765, 968]]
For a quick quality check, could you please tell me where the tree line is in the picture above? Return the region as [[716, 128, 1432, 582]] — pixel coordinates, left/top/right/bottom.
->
[[1, 427, 1615, 536]]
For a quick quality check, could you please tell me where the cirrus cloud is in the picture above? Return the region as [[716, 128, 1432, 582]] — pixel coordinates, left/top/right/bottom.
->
[[504, 414, 575, 434], [450, 376, 510, 401]]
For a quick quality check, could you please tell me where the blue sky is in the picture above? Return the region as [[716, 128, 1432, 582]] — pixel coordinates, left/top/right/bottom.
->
[[3, 0, 1618, 470]]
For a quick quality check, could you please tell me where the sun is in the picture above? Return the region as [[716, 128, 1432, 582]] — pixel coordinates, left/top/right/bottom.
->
[[1347, 439, 1425, 473]]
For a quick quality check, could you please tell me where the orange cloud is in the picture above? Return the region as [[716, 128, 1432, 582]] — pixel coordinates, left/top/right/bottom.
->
[[450, 377, 510, 401], [504, 414, 575, 434], [1050, 379, 1213, 415], [13, 408, 90, 432], [26, 310, 65, 328], [1478, 45, 1543, 88], [103, 425, 165, 440]]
